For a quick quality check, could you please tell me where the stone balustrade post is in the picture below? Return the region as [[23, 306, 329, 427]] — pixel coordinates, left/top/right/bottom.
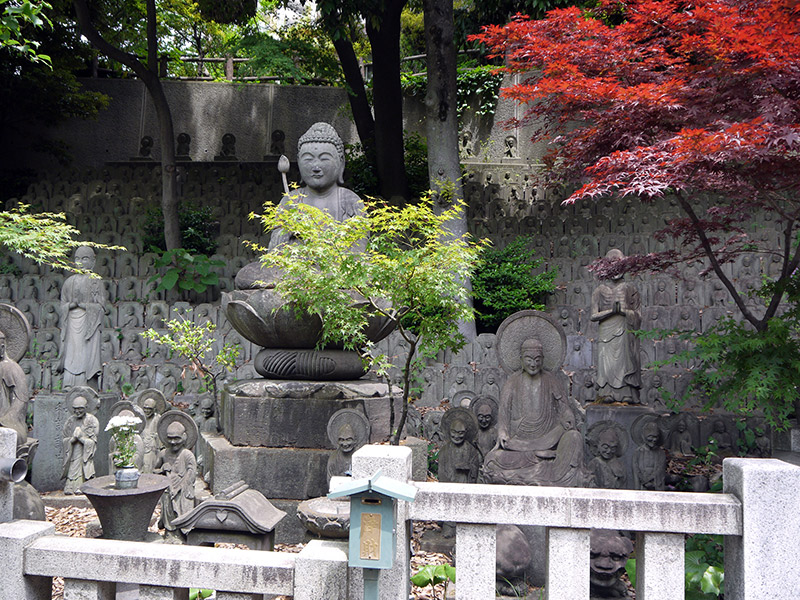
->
[[348, 444, 413, 600], [0, 426, 17, 522], [294, 539, 349, 600], [724, 458, 800, 600]]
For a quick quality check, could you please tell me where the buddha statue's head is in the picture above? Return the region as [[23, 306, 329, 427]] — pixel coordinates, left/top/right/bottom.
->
[[297, 122, 345, 193]]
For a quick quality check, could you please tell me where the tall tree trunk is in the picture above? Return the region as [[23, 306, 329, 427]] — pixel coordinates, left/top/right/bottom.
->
[[329, 34, 376, 166], [73, 0, 182, 251], [423, 0, 476, 340], [367, 0, 409, 203]]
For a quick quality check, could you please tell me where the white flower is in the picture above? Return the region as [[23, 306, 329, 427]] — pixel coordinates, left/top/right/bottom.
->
[[105, 415, 142, 432]]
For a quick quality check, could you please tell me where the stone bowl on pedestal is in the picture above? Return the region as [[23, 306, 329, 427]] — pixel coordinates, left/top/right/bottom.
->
[[81, 474, 169, 541]]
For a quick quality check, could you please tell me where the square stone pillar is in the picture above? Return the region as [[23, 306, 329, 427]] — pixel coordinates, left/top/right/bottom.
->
[[295, 539, 349, 600], [0, 426, 17, 521], [635, 532, 684, 600], [724, 458, 800, 600], [349, 445, 413, 600], [0, 519, 55, 600], [546, 527, 590, 600], [456, 524, 496, 600]]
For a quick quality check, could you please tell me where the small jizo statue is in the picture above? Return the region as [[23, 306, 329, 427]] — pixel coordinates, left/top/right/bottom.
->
[[470, 395, 498, 460], [586, 422, 628, 490], [62, 390, 99, 494], [633, 420, 666, 491], [437, 407, 480, 538], [326, 408, 370, 484], [193, 396, 219, 434], [155, 411, 198, 539]]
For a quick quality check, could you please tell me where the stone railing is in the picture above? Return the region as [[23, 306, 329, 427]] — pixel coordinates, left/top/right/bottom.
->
[[3, 434, 800, 599]]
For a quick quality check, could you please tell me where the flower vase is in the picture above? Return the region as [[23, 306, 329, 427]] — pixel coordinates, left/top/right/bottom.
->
[[114, 466, 141, 490]]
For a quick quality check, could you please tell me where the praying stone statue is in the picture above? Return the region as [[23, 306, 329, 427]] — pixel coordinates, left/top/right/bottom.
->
[[0, 305, 33, 447], [155, 411, 198, 537], [591, 249, 642, 403], [61, 388, 99, 494], [137, 388, 167, 474], [667, 415, 694, 456], [326, 408, 370, 483], [471, 395, 499, 460], [481, 311, 585, 487], [107, 401, 145, 474], [224, 122, 394, 380], [586, 422, 628, 489], [57, 246, 107, 389], [590, 529, 634, 598], [632, 416, 666, 491]]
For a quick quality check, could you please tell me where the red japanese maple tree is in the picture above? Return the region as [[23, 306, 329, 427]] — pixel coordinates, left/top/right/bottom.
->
[[473, 0, 800, 332]]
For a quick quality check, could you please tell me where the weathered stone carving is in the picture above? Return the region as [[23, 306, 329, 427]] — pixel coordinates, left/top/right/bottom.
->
[[481, 311, 585, 487], [155, 410, 198, 536], [62, 387, 99, 494], [326, 408, 370, 483], [586, 421, 628, 489], [631, 415, 666, 491], [58, 246, 106, 389], [590, 529, 634, 598], [137, 388, 166, 474], [470, 395, 499, 459], [0, 304, 32, 446], [591, 249, 642, 403], [438, 407, 481, 538]]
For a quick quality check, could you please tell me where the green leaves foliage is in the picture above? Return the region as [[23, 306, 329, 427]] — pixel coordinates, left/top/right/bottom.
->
[[251, 197, 486, 356], [655, 311, 800, 430], [472, 235, 556, 329], [142, 203, 218, 255], [411, 563, 456, 599], [0, 205, 123, 274], [401, 64, 503, 118], [149, 249, 223, 295], [1, 0, 52, 65]]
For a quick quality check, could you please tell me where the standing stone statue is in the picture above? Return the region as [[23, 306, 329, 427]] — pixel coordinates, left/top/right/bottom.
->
[[326, 408, 370, 483], [137, 389, 167, 474], [61, 389, 99, 494], [586, 422, 628, 489], [155, 411, 198, 537], [470, 395, 498, 460], [667, 415, 694, 456], [591, 249, 642, 403], [437, 407, 481, 538], [193, 396, 219, 434], [632, 417, 666, 491], [482, 311, 585, 487], [57, 246, 106, 389]]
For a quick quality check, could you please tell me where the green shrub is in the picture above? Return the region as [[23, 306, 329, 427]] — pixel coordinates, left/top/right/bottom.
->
[[142, 203, 218, 255], [472, 236, 557, 330]]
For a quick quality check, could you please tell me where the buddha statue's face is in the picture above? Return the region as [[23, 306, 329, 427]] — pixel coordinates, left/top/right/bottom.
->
[[476, 405, 493, 429], [200, 400, 214, 418], [338, 424, 356, 453], [74, 247, 96, 271], [72, 398, 87, 418], [298, 142, 341, 193], [142, 398, 156, 419], [166, 423, 187, 451], [598, 431, 618, 460], [449, 421, 467, 445], [522, 349, 543, 376], [644, 425, 659, 448]]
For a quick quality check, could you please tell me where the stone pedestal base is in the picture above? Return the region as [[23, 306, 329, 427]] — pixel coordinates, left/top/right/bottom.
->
[[220, 379, 392, 447], [254, 348, 368, 380]]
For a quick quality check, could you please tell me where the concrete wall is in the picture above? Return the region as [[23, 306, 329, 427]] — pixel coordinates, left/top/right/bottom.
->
[[11, 79, 360, 170]]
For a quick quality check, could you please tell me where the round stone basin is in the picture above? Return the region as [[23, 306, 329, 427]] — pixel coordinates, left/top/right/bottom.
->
[[81, 474, 169, 541]]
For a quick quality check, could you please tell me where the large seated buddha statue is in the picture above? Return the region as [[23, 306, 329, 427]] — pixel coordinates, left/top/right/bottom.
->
[[224, 123, 394, 380], [480, 311, 586, 487]]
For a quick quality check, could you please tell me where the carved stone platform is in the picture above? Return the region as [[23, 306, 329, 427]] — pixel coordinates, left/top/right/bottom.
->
[[220, 379, 392, 448]]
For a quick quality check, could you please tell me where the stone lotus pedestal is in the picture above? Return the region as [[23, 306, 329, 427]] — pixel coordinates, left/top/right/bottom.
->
[[81, 474, 169, 541]]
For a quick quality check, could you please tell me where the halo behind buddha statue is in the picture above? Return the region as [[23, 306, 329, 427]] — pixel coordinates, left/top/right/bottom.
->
[[136, 388, 167, 415], [109, 401, 147, 434], [440, 407, 479, 445], [496, 310, 566, 374], [0, 303, 32, 362], [326, 408, 370, 449], [157, 410, 199, 451]]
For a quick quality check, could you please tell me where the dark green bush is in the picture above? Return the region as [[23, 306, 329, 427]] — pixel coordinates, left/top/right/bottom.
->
[[142, 203, 218, 255], [472, 236, 557, 330], [344, 131, 430, 199]]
